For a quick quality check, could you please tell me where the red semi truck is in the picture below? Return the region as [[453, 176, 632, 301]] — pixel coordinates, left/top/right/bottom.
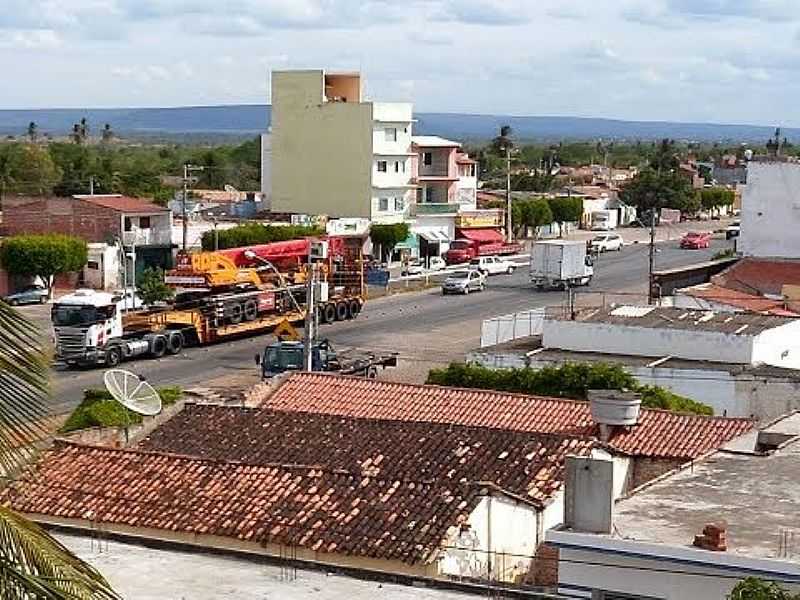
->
[[444, 229, 524, 265]]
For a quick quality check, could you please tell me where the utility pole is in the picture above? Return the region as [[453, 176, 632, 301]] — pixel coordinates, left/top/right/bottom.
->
[[505, 145, 512, 243], [89, 176, 95, 196], [647, 210, 656, 305], [303, 257, 316, 372], [182, 164, 204, 251]]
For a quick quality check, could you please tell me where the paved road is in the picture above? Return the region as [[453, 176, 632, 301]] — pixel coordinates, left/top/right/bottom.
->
[[25, 237, 731, 414]]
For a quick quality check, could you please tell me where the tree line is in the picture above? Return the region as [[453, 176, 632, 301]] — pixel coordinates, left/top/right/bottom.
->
[[0, 136, 262, 204]]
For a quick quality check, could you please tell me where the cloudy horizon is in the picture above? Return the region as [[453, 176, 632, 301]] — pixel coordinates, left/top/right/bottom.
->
[[2, 0, 799, 127]]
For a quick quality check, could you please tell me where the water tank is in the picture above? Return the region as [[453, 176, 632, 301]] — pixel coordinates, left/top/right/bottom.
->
[[588, 390, 642, 426]]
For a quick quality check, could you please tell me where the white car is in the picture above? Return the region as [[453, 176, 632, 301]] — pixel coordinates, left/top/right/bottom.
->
[[401, 256, 446, 276], [469, 256, 517, 276], [589, 234, 624, 253], [441, 270, 486, 295]]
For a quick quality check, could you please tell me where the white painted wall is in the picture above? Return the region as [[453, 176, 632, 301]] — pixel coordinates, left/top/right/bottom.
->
[[739, 161, 800, 259], [440, 494, 538, 583], [82, 243, 120, 291], [543, 319, 756, 365], [549, 532, 800, 600], [751, 321, 800, 370]]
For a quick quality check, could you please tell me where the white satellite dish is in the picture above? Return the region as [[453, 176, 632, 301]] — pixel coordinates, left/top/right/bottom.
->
[[103, 369, 162, 416]]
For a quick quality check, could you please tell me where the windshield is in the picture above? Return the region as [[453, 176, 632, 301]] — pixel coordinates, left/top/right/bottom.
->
[[449, 240, 470, 250], [592, 236, 607, 242], [51, 304, 113, 327], [450, 271, 470, 279], [265, 345, 303, 372], [469, 259, 480, 265]]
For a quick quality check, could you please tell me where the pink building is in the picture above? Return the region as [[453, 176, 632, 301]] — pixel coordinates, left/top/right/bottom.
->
[[411, 136, 477, 209]]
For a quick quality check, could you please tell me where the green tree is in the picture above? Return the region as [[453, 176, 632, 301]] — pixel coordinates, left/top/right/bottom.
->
[[619, 167, 698, 216], [547, 196, 583, 236], [202, 223, 323, 251], [649, 138, 680, 172], [0, 300, 120, 598], [369, 223, 410, 262], [137, 267, 174, 305], [0, 235, 88, 297], [26, 121, 37, 143], [512, 198, 553, 238], [729, 577, 800, 600], [699, 187, 735, 216], [426, 362, 712, 415], [2, 143, 61, 195]]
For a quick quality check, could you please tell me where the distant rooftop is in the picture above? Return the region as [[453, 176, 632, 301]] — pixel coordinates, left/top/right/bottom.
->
[[74, 194, 169, 214], [560, 305, 795, 335], [411, 135, 461, 148]]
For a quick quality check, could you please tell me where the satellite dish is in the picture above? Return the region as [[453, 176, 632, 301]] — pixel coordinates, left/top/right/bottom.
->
[[103, 369, 162, 416]]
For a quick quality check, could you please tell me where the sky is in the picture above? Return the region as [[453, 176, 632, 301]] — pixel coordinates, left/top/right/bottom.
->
[[1, 0, 799, 126]]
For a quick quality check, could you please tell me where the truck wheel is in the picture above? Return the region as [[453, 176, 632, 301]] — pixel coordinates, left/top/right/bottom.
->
[[150, 335, 167, 358], [347, 299, 361, 320], [323, 303, 336, 324], [166, 332, 184, 355], [229, 303, 244, 324], [243, 299, 258, 321], [335, 302, 348, 321], [367, 367, 378, 379], [507, 266, 515, 274], [105, 346, 122, 367]]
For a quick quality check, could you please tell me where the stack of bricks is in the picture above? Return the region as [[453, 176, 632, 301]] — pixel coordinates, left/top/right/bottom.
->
[[693, 522, 728, 551]]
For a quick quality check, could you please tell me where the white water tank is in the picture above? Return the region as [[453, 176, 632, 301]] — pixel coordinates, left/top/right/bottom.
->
[[588, 390, 642, 426]]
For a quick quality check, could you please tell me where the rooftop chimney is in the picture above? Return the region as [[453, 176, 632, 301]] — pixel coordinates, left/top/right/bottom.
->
[[564, 455, 614, 534], [588, 390, 642, 442]]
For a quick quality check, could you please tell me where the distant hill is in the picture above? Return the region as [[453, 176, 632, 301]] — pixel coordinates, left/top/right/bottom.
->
[[0, 104, 795, 143]]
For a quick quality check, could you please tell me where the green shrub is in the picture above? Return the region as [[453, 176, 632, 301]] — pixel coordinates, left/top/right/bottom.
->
[[426, 362, 712, 415], [201, 223, 323, 251], [60, 386, 183, 433]]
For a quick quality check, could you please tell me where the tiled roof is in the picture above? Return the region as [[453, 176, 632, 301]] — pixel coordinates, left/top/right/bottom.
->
[[138, 405, 593, 506], [75, 194, 169, 214], [259, 374, 754, 460], [679, 283, 795, 316], [3, 442, 468, 564], [712, 258, 800, 297], [6, 422, 593, 565]]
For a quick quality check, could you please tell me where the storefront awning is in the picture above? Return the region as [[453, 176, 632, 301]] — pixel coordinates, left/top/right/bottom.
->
[[458, 228, 505, 243], [394, 233, 419, 250], [418, 230, 450, 243]]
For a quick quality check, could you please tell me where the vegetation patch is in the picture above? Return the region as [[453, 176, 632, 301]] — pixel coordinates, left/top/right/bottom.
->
[[60, 386, 182, 433], [426, 362, 712, 415]]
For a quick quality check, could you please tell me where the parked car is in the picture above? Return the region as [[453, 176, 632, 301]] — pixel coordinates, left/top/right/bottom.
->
[[589, 233, 624, 253], [725, 221, 741, 240], [3, 284, 48, 306], [680, 231, 712, 249], [441, 270, 486, 295], [401, 257, 446, 276], [113, 288, 144, 310], [469, 256, 516, 276]]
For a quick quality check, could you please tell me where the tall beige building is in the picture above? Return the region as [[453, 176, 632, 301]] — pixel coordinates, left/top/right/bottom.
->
[[270, 70, 415, 223]]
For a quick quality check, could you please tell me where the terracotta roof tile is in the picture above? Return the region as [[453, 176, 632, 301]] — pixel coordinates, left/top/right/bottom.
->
[[680, 283, 794, 315], [713, 258, 800, 297], [260, 374, 753, 460], [75, 194, 169, 214]]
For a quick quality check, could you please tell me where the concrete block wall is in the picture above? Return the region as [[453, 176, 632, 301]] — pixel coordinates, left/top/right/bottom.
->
[[2, 197, 121, 242]]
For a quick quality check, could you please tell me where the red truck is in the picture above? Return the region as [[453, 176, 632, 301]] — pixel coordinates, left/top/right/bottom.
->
[[444, 229, 524, 265]]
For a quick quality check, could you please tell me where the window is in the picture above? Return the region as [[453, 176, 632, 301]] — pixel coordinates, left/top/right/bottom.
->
[[395, 197, 406, 212], [423, 152, 433, 166], [124, 217, 132, 231], [377, 161, 388, 172], [87, 261, 99, 270], [379, 197, 389, 211], [139, 216, 151, 229], [395, 160, 405, 173], [385, 127, 397, 142], [425, 187, 434, 203]]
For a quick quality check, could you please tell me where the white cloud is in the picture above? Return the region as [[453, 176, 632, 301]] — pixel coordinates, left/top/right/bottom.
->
[[0, 29, 62, 48]]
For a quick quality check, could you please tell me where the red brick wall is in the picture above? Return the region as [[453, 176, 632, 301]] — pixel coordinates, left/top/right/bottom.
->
[[1, 197, 121, 242], [0, 268, 9, 297], [531, 543, 559, 587], [631, 457, 684, 489]]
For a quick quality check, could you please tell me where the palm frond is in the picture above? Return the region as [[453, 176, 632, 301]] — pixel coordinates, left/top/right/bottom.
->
[[0, 300, 121, 599], [0, 507, 120, 599], [0, 300, 51, 475]]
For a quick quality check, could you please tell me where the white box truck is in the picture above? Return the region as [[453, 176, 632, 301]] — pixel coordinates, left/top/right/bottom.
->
[[530, 240, 593, 290], [591, 209, 619, 231]]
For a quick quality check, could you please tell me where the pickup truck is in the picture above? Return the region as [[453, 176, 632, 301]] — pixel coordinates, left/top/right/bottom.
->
[[444, 238, 524, 265], [469, 256, 517, 275]]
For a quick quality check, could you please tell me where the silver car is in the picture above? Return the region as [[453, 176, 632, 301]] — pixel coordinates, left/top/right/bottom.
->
[[441, 270, 486, 295], [3, 285, 48, 305]]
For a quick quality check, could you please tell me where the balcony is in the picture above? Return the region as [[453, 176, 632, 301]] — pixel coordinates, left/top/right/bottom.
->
[[122, 228, 172, 247], [412, 203, 460, 216]]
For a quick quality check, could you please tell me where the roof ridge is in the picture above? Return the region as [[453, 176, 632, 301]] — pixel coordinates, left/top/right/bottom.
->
[[285, 372, 752, 423]]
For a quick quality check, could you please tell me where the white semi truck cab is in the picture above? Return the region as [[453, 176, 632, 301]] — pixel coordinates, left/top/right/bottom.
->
[[52, 289, 182, 367]]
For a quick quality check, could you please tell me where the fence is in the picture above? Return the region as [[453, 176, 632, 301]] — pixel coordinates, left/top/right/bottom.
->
[[480, 308, 546, 348]]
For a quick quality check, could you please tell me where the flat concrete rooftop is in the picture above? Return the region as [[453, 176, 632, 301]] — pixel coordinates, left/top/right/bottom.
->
[[613, 427, 800, 562], [56, 532, 479, 600]]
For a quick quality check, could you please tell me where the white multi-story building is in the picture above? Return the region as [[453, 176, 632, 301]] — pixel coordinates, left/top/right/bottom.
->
[[739, 159, 800, 259], [269, 70, 414, 223]]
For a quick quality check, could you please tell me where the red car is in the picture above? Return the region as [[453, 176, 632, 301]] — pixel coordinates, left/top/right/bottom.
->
[[680, 231, 712, 249]]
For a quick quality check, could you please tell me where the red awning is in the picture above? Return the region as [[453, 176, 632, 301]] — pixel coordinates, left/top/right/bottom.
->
[[458, 228, 505, 243]]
